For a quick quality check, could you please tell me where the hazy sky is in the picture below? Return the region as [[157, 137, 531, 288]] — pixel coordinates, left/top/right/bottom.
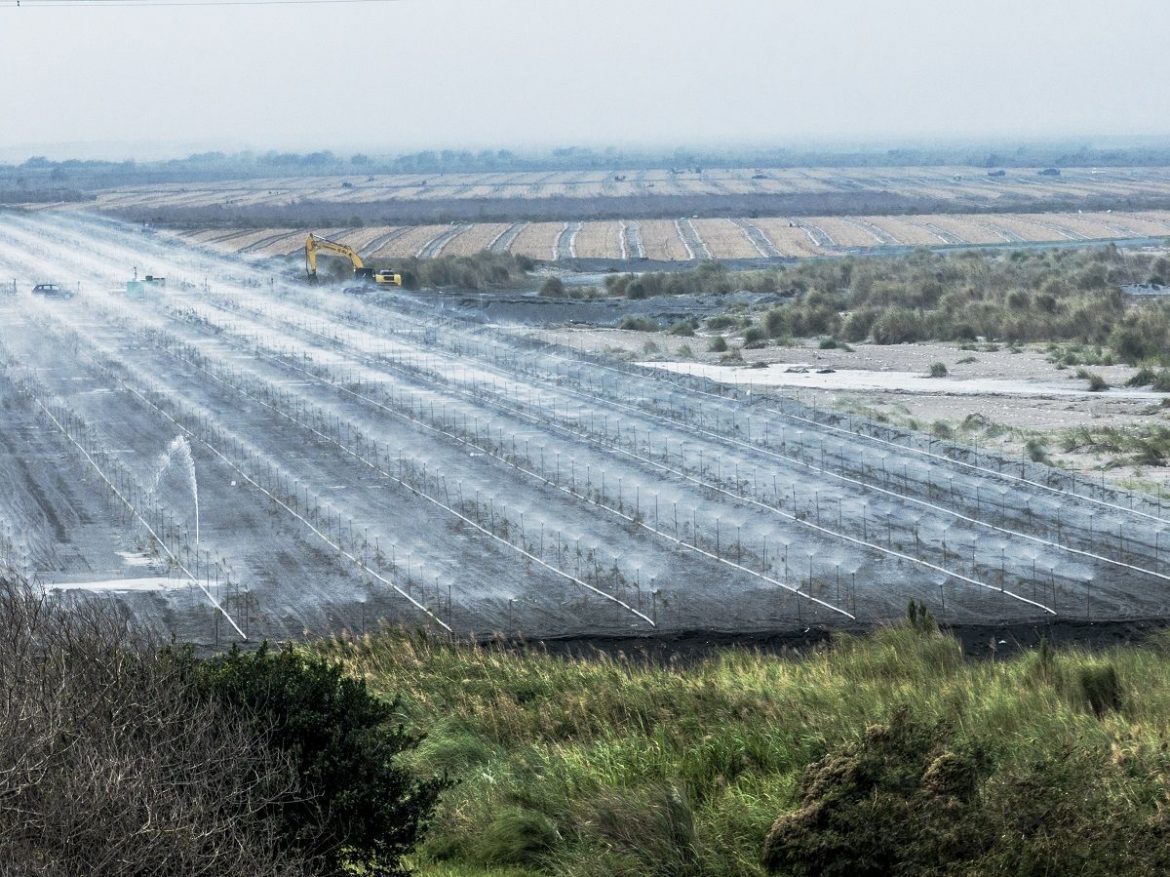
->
[[2, 0, 1169, 160]]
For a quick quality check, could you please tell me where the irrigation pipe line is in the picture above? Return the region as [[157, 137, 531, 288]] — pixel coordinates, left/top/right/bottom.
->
[[186, 331, 848, 622], [188, 306, 1044, 617], [241, 299, 1135, 593], [762, 404, 1170, 526], [413, 314, 1167, 527], [110, 367, 454, 633], [321, 305, 1168, 578], [516, 363, 1170, 588], [56, 294, 653, 628], [158, 341, 656, 629], [25, 391, 248, 640], [23, 307, 453, 634], [142, 297, 849, 620], [507, 332, 1170, 527]]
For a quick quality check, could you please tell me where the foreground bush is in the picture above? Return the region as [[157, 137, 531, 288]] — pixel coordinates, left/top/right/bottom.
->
[[192, 644, 446, 877], [323, 625, 1170, 877], [0, 581, 442, 877], [0, 581, 306, 876]]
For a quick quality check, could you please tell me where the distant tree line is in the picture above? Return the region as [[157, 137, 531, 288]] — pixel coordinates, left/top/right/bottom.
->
[[6, 140, 1170, 201]]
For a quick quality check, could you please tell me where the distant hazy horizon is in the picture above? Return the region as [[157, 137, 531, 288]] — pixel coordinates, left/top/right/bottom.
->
[[3, 0, 1168, 163]]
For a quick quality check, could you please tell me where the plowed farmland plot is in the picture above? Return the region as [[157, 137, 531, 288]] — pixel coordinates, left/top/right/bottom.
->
[[638, 220, 693, 261], [369, 224, 448, 259], [7, 213, 1170, 645], [573, 222, 624, 260], [508, 222, 563, 260], [749, 219, 825, 256], [691, 219, 760, 259], [440, 222, 513, 257]]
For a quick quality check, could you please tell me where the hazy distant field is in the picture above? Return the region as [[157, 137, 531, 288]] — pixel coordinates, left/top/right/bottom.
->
[[81, 165, 1170, 213], [168, 209, 1170, 263]]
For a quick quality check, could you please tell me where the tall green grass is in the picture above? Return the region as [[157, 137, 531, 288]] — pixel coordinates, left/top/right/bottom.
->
[[319, 625, 1170, 876]]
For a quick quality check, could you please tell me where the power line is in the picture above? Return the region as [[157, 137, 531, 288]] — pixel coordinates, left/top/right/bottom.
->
[[8, 0, 405, 7]]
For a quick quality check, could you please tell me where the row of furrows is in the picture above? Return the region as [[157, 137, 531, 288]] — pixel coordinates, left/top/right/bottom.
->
[[126, 290, 863, 623], [261, 290, 1170, 594], [0, 335, 249, 638], [22, 302, 656, 634], [167, 288, 1143, 619], [675, 218, 711, 260], [13, 215, 1170, 622], [731, 218, 781, 258]]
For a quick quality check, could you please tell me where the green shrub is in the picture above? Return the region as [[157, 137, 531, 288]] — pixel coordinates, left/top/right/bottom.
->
[[762, 711, 988, 877], [539, 276, 565, 297], [871, 308, 925, 344], [928, 362, 948, 378], [1076, 663, 1123, 716], [193, 644, 445, 877], [765, 308, 788, 338], [668, 320, 696, 336], [708, 335, 729, 353], [743, 325, 767, 345], [472, 807, 560, 867], [1025, 438, 1050, 463], [706, 315, 736, 330], [619, 316, 659, 331]]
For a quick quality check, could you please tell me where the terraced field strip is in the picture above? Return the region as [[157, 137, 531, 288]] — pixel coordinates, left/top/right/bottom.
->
[[368, 224, 448, 259], [417, 225, 471, 259], [555, 222, 582, 260], [809, 218, 880, 248], [489, 221, 528, 254], [638, 220, 692, 261], [692, 219, 759, 259], [730, 219, 782, 258], [238, 229, 300, 254], [676, 218, 711, 260], [749, 219, 824, 256], [442, 222, 513, 257], [865, 217, 949, 246], [977, 215, 1062, 242], [573, 221, 624, 260], [923, 215, 1012, 244], [508, 222, 563, 261], [330, 227, 401, 253], [621, 221, 645, 259]]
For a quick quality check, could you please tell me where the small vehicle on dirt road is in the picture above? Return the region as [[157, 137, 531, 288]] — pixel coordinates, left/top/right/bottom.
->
[[31, 282, 75, 299]]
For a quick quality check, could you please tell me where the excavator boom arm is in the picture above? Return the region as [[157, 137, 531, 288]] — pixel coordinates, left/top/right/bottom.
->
[[305, 233, 365, 280]]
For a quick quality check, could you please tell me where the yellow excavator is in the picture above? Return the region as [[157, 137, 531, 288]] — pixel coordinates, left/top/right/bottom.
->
[[304, 233, 402, 286]]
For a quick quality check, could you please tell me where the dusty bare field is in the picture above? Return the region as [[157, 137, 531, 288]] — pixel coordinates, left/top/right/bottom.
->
[[5, 214, 1170, 649], [162, 209, 1170, 265], [75, 166, 1170, 214]]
